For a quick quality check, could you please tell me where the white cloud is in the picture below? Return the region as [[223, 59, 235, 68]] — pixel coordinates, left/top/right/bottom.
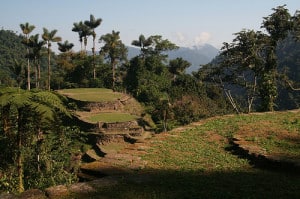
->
[[172, 31, 213, 47], [173, 32, 191, 47], [194, 32, 212, 45], [176, 32, 186, 42]]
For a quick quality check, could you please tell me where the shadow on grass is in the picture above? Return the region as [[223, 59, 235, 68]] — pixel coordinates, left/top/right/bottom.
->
[[69, 168, 300, 199], [225, 138, 300, 175]]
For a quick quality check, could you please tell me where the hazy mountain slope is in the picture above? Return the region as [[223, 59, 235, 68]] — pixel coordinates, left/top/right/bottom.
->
[[127, 44, 219, 73]]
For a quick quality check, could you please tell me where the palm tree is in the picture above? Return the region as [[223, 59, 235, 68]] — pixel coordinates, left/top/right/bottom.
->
[[72, 21, 92, 53], [72, 22, 84, 51], [58, 40, 74, 53], [28, 34, 45, 88], [57, 40, 74, 75], [99, 30, 128, 91], [85, 14, 102, 79], [20, 22, 35, 90], [131, 34, 152, 57], [169, 58, 191, 81], [42, 28, 62, 90]]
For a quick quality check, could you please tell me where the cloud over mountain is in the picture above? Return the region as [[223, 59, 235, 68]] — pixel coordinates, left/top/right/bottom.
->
[[174, 31, 213, 47], [194, 32, 211, 45]]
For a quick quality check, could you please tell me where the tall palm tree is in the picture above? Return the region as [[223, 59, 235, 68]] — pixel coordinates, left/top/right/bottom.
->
[[42, 28, 62, 91], [72, 21, 92, 53], [99, 30, 127, 91], [85, 14, 102, 79], [28, 34, 45, 88], [72, 22, 84, 52], [20, 22, 35, 90]]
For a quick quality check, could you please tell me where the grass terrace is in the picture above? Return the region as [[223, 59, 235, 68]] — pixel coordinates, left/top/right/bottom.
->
[[85, 112, 138, 123], [57, 88, 124, 102]]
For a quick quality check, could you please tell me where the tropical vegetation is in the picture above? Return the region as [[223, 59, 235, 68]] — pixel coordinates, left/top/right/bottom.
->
[[0, 5, 299, 194]]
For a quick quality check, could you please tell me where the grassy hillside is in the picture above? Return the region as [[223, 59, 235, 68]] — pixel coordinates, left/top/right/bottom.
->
[[67, 110, 300, 198]]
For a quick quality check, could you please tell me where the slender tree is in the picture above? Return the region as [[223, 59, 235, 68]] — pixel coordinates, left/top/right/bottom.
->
[[20, 22, 35, 90], [72, 22, 91, 54], [42, 28, 62, 90], [99, 31, 128, 91], [85, 14, 102, 79], [28, 34, 45, 88], [72, 22, 84, 52]]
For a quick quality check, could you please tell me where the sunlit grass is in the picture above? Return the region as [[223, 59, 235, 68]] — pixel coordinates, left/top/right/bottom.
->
[[57, 88, 124, 102], [87, 112, 138, 123], [67, 110, 300, 198]]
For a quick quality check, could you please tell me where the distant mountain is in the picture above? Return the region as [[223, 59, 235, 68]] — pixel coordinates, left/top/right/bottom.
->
[[127, 44, 219, 73]]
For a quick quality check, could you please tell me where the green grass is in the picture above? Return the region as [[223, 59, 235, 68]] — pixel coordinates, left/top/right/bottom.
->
[[87, 112, 138, 123], [67, 110, 300, 198], [57, 88, 124, 102]]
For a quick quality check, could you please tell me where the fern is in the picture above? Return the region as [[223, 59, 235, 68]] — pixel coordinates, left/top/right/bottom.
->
[[0, 87, 71, 192]]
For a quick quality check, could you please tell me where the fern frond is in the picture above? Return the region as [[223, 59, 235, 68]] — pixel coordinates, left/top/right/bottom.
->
[[31, 91, 70, 117]]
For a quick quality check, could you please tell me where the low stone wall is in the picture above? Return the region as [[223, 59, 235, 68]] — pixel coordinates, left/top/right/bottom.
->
[[231, 136, 300, 172], [84, 101, 123, 112], [99, 120, 139, 129]]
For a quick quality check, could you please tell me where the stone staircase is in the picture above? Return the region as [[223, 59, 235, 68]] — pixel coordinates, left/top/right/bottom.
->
[[78, 138, 152, 181], [67, 93, 154, 181]]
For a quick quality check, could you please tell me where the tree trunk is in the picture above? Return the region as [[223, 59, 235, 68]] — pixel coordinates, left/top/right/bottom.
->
[[34, 58, 38, 88], [163, 109, 167, 132], [1, 105, 10, 136], [247, 76, 257, 113], [37, 128, 43, 173], [37, 61, 41, 89], [219, 76, 240, 114], [84, 37, 87, 54], [47, 44, 51, 91], [93, 36, 96, 79], [112, 59, 116, 91], [27, 48, 31, 91], [17, 108, 24, 193]]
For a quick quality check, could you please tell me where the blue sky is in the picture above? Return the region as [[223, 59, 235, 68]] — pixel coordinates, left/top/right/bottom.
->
[[0, 0, 299, 51]]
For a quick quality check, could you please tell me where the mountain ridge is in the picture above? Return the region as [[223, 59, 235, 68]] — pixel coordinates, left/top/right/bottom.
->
[[127, 43, 219, 73]]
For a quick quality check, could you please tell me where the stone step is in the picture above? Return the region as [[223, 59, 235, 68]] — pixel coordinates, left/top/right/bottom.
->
[[82, 149, 102, 162], [124, 131, 153, 144], [80, 161, 132, 176]]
